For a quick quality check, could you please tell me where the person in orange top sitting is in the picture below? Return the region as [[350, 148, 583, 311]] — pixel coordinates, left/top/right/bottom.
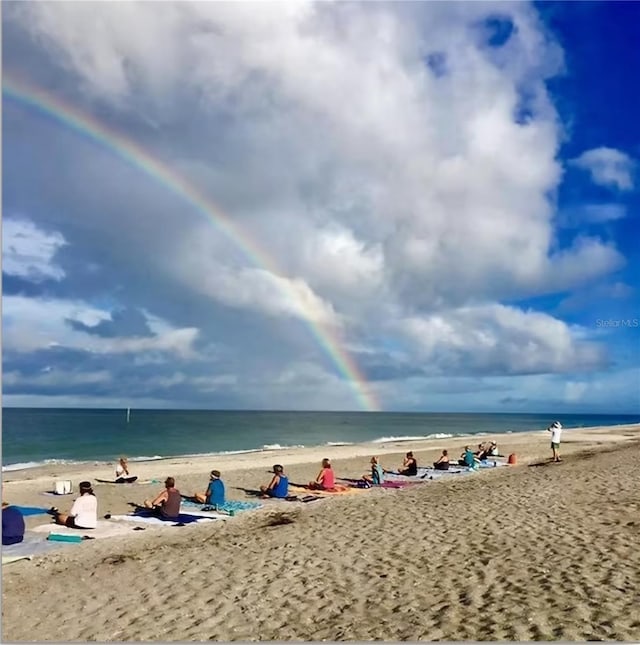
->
[[308, 458, 335, 490]]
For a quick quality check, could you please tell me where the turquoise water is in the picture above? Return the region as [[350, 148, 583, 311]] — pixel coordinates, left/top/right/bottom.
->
[[2, 408, 638, 470]]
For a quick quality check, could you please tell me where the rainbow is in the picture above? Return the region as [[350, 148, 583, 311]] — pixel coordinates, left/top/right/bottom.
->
[[3, 74, 380, 412]]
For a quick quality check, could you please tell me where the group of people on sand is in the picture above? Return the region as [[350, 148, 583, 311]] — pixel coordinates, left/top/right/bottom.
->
[[1, 436, 516, 544]]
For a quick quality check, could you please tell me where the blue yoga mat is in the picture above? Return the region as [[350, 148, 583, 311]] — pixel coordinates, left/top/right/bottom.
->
[[15, 506, 50, 517], [133, 511, 203, 524]]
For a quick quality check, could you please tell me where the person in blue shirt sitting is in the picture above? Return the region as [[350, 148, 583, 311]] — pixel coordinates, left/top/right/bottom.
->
[[458, 446, 479, 468], [192, 470, 225, 506], [2, 502, 25, 546], [260, 464, 289, 498], [362, 456, 385, 485]]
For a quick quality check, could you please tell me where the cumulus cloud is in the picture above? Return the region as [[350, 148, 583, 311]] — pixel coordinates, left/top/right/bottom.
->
[[3, 295, 199, 359], [2, 217, 67, 282], [396, 304, 606, 375], [570, 147, 635, 191], [2, 2, 632, 409]]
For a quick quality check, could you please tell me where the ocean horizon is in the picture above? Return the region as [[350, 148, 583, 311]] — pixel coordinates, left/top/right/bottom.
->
[[2, 407, 639, 472]]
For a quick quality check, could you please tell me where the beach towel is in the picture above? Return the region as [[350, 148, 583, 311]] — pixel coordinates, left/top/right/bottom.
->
[[31, 520, 135, 539], [337, 477, 417, 490], [95, 477, 142, 484], [478, 460, 510, 469], [1, 532, 79, 559], [110, 513, 218, 526], [2, 555, 33, 565], [40, 491, 73, 497], [288, 484, 370, 496], [181, 499, 262, 514], [14, 505, 50, 517]]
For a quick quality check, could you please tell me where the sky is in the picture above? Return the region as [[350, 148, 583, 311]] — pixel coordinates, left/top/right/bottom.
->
[[2, 1, 639, 413]]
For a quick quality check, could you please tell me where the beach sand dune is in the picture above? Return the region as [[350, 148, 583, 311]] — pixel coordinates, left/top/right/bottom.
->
[[3, 427, 640, 641]]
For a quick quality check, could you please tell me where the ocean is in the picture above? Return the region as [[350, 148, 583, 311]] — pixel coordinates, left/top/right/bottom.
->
[[2, 408, 639, 471]]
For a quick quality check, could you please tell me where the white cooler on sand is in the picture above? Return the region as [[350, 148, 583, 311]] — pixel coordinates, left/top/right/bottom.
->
[[54, 480, 73, 495]]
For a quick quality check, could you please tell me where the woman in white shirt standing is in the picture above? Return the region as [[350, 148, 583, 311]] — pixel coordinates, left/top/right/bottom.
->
[[52, 481, 98, 529]]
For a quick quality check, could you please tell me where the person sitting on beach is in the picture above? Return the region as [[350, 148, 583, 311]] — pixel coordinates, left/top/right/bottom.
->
[[143, 477, 181, 520], [362, 456, 385, 485], [260, 464, 289, 498], [308, 458, 336, 490], [458, 446, 479, 468], [398, 451, 418, 476], [115, 457, 138, 484], [487, 441, 499, 457], [2, 502, 25, 545], [51, 481, 98, 529], [192, 470, 225, 506], [433, 450, 450, 471], [474, 443, 486, 456]]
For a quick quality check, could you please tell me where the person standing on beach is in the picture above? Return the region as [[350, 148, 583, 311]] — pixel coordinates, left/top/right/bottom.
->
[[548, 421, 563, 462]]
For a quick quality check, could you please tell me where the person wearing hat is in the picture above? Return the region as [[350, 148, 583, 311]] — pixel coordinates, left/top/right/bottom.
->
[[51, 481, 97, 529], [192, 470, 225, 506], [547, 421, 563, 462], [260, 465, 289, 498], [143, 477, 181, 520], [2, 502, 25, 545]]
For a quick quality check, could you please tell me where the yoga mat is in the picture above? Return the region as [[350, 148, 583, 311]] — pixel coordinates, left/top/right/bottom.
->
[[48, 534, 83, 543], [2, 533, 78, 558], [337, 478, 419, 489], [181, 499, 263, 513], [288, 484, 370, 496], [14, 506, 50, 516], [32, 520, 135, 539], [2, 555, 33, 565], [110, 513, 217, 526]]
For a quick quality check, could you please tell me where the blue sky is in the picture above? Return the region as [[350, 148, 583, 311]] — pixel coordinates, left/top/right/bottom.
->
[[2, 2, 639, 412]]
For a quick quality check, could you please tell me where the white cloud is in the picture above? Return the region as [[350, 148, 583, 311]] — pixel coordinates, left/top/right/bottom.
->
[[570, 147, 635, 191], [559, 203, 627, 228], [4, 3, 633, 409], [3, 295, 199, 359], [2, 218, 67, 282], [397, 304, 605, 375], [3, 369, 112, 388]]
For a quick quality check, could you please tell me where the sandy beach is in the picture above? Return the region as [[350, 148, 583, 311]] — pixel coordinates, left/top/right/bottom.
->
[[3, 424, 640, 641]]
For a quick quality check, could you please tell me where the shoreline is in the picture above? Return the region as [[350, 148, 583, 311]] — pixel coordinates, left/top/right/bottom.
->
[[3, 423, 639, 506], [4, 421, 640, 480]]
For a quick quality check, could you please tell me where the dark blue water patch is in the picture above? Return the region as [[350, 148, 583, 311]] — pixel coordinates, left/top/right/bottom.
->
[[2, 408, 638, 468]]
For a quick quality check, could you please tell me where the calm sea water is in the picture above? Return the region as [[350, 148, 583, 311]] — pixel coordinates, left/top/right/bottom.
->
[[2, 408, 639, 471]]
